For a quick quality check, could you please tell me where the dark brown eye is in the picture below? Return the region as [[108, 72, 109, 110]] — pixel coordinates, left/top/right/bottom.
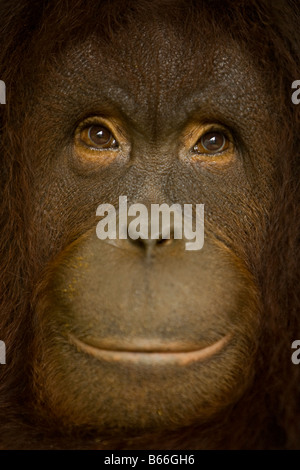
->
[[194, 131, 228, 154], [81, 125, 118, 149]]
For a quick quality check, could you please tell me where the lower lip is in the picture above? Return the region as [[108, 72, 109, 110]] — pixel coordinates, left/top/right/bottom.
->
[[69, 334, 231, 365]]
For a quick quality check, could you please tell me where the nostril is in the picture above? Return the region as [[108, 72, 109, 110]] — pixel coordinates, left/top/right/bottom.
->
[[127, 236, 146, 249], [127, 232, 175, 250], [125, 221, 176, 250], [156, 237, 173, 246]]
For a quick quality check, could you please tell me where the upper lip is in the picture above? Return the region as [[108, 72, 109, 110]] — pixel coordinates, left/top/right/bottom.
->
[[68, 333, 231, 365]]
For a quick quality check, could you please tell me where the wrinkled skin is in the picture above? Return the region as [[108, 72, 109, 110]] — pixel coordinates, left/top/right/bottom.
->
[[27, 19, 277, 435]]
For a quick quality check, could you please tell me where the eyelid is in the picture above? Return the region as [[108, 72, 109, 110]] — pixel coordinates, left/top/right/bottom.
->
[[196, 126, 232, 144], [182, 122, 232, 144], [75, 114, 128, 137], [76, 117, 116, 136]]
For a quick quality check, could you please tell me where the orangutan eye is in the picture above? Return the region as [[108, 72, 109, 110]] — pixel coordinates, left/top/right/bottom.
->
[[193, 131, 229, 154], [80, 125, 118, 150]]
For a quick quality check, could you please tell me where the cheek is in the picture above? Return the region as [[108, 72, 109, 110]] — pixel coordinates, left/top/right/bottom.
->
[[167, 161, 271, 263]]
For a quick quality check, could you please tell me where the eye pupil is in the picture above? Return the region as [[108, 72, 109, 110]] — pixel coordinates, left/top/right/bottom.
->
[[201, 132, 226, 152], [88, 126, 114, 146]]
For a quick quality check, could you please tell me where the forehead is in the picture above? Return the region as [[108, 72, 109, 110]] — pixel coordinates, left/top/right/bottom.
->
[[38, 17, 272, 135]]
